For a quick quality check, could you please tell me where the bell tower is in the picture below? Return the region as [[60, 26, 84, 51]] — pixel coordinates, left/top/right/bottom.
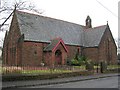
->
[[86, 15, 92, 28]]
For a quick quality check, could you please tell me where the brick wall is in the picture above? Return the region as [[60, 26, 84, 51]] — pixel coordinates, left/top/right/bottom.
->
[[3, 12, 116, 66], [83, 27, 117, 64], [66, 45, 81, 61], [43, 52, 52, 66], [83, 47, 98, 62], [21, 41, 43, 66], [3, 13, 22, 66], [99, 27, 117, 64], [21, 42, 81, 66]]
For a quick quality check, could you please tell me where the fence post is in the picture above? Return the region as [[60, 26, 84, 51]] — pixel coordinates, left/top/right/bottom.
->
[[100, 62, 103, 73], [96, 63, 99, 73]]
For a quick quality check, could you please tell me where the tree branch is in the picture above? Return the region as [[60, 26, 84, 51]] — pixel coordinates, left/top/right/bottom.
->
[[0, 0, 43, 31], [0, 11, 14, 28]]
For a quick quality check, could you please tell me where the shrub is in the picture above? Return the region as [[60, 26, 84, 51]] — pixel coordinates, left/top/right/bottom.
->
[[77, 56, 88, 65], [86, 60, 94, 71], [71, 59, 79, 66], [70, 56, 88, 66], [100, 61, 107, 73]]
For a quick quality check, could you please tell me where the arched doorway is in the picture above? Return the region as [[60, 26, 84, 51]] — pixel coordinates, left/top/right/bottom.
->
[[55, 49, 62, 65]]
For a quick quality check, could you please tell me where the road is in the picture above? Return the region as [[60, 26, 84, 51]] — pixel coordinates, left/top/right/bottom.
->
[[26, 76, 119, 88]]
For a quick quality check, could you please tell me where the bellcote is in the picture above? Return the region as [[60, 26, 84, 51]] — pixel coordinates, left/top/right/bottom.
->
[[86, 15, 92, 28]]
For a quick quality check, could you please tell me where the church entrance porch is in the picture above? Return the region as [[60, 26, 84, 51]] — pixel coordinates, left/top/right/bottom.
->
[[44, 38, 68, 67], [55, 49, 62, 65]]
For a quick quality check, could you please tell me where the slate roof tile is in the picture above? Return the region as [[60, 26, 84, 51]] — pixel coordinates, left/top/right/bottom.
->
[[15, 11, 107, 47], [44, 38, 60, 51], [83, 25, 107, 47]]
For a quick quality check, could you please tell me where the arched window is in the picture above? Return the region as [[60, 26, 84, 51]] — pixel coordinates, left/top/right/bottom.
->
[[77, 48, 80, 53], [55, 50, 62, 56]]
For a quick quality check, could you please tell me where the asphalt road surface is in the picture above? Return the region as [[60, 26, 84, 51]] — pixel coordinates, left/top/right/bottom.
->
[[26, 76, 119, 88]]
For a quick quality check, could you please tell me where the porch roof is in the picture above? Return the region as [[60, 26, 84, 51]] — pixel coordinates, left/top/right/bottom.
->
[[44, 38, 68, 52]]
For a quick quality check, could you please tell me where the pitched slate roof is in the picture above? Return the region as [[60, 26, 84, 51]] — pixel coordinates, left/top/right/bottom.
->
[[44, 38, 68, 52], [15, 10, 108, 47], [44, 38, 60, 52], [83, 25, 107, 47], [16, 11, 84, 46]]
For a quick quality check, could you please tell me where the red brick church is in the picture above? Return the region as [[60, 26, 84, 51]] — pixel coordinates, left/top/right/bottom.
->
[[2, 10, 117, 66]]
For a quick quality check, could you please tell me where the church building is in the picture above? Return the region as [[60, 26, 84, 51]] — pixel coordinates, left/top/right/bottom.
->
[[2, 10, 117, 66]]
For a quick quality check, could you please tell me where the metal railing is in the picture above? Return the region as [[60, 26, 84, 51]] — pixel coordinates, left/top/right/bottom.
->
[[1, 65, 88, 75]]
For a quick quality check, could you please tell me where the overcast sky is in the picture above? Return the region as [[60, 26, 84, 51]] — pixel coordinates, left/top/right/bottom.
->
[[33, 0, 119, 38], [0, 0, 119, 46]]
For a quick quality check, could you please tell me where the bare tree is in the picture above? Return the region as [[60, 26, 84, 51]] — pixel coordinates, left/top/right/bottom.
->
[[0, 0, 43, 47], [0, 0, 43, 30]]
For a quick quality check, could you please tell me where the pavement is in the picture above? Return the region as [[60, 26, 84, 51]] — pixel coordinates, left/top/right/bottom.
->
[[2, 73, 119, 88]]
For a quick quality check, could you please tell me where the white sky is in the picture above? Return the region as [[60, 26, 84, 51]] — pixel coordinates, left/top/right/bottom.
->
[[32, 0, 118, 38], [0, 0, 119, 46]]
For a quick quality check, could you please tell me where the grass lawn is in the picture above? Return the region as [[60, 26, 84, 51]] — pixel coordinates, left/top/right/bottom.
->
[[73, 65, 86, 71], [94, 64, 120, 69], [2, 64, 119, 75], [94, 66, 100, 69], [22, 69, 72, 75], [1, 66, 72, 75], [1, 65, 87, 75], [107, 65, 120, 69]]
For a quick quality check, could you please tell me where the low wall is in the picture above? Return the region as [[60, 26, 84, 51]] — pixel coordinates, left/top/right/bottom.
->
[[2, 70, 93, 82]]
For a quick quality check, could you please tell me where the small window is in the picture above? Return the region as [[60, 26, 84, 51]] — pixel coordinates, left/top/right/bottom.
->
[[55, 50, 62, 56], [77, 48, 80, 53], [34, 51, 37, 54]]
